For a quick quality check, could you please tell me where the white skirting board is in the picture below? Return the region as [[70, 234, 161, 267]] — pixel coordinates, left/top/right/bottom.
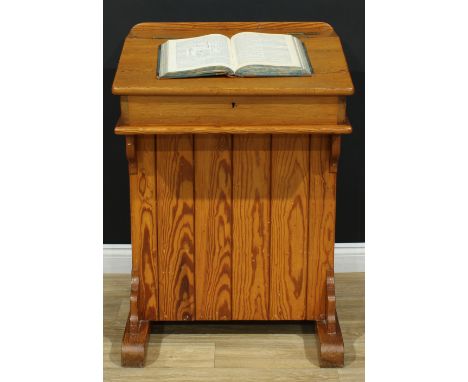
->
[[103, 243, 364, 274]]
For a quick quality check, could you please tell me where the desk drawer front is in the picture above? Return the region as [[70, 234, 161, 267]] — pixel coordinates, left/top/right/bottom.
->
[[129, 134, 337, 322], [121, 96, 345, 126]]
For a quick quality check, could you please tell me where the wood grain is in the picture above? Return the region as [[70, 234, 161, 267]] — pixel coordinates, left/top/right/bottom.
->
[[326, 270, 337, 335], [316, 316, 344, 368], [307, 135, 337, 320], [316, 271, 344, 367], [121, 314, 150, 367], [194, 135, 232, 320], [121, 96, 342, 126], [337, 96, 347, 124], [129, 135, 158, 321], [128, 21, 336, 38], [232, 135, 270, 320], [115, 119, 352, 135], [156, 135, 195, 321], [270, 135, 309, 320], [329, 136, 341, 173], [122, 136, 150, 367]]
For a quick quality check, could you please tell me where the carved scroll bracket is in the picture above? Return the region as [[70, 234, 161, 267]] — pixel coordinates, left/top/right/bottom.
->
[[329, 135, 341, 173], [122, 270, 150, 367], [129, 273, 140, 334], [122, 271, 150, 367], [326, 269, 337, 335]]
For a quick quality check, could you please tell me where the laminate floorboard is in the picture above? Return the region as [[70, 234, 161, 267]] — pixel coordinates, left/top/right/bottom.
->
[[104, 273, 364, 381]]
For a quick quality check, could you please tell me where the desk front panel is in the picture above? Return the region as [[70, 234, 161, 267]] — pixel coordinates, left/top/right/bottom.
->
[[127, 133, 337, 322]]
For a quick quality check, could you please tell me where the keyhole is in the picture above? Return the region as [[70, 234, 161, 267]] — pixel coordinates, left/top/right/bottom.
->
[[231, 102, 236, 108]]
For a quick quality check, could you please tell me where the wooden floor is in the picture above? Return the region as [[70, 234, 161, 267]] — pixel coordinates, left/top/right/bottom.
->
[[104, 273, 364, 382]]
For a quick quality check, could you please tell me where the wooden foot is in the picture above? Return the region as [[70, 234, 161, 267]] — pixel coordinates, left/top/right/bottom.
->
[[316, 314, 344, 367], [315, 269, 344, 367], [121, 315, 150, 367], [121, 274, 150, 367]]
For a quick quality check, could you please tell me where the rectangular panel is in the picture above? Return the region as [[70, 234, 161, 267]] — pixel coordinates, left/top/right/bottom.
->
[[307, 135, 336, 320], [232, 135, 270, 320], [130, 135, 158, 320], [270, 135, 309, 320], [194, 135, 232, 320], [124, 96, 340, 126], [156, 135, 195, 321]]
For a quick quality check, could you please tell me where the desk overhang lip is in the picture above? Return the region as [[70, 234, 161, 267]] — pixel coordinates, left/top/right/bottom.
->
[[114, 118, 353, 135]]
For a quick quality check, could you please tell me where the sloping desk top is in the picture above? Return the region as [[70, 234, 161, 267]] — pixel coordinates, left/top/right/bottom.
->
[[112, 22, 354, 135]]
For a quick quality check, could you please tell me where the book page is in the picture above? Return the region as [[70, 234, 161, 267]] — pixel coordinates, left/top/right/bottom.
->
[[166, 34, 233, 72], [231, 32, 301, 69]]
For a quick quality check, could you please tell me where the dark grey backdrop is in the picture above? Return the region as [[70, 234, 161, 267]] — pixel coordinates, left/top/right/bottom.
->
[[104, 0, 364, 244]]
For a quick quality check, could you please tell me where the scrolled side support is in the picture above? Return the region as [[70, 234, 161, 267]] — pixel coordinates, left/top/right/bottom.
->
[[121, 135, 150, 367], [316, 269, 344, 367]]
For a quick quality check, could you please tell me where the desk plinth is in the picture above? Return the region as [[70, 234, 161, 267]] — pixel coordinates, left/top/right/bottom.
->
[[113, 22, 354, 368]]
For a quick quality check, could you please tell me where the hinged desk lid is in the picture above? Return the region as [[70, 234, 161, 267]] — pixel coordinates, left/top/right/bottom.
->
[[112, 22, 354, 97]]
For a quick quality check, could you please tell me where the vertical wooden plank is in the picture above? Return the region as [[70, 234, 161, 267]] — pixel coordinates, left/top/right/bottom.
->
[[156, 135, 195, 321], [270, 135, 309, 320], [129, 135, 158, 321], [232, 135, 270, 320], [307, 135, 337, 320], [194, 135, 232, 320]]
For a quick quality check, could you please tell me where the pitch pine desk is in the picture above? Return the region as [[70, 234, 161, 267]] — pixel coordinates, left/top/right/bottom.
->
[[112, 22, 354, 368]]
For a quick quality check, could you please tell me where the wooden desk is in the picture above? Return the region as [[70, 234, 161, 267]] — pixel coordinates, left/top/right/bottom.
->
[[112, 22, 354, 368]]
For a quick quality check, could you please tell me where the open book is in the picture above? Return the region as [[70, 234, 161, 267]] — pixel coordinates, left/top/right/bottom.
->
[[157, 32, 313, 79]]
